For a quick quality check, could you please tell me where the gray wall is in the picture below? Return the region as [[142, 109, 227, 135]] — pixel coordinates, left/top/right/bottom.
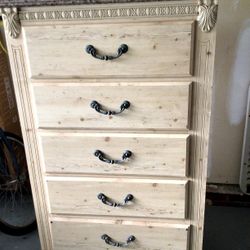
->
[[208, 0, 250, 184]]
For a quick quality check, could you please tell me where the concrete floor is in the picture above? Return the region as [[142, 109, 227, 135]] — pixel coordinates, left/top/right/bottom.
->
[[0, 206, 250, 250], [204, 206, 250, 250], [0, 230, 40, 250]]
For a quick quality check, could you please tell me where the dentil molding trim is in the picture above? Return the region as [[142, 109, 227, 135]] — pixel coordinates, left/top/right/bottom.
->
[[18, 2, 198, 21]]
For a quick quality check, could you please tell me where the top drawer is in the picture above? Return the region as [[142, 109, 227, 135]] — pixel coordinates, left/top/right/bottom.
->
[[23, 21, 194, 79]]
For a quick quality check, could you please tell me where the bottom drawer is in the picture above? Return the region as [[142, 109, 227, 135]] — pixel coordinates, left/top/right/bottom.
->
[[51, 217, 189, 250]]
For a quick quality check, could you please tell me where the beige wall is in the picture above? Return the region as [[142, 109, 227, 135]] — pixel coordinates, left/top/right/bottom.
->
[[208, 0, 250, 184]]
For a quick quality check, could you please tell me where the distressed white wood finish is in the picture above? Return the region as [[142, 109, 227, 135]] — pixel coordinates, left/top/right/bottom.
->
[[40, 132, 189, 177], [23, 21, 194, 79], [2, 1, 217, 249], [33, 82, 192, 130], [51, 217, 190, 250], [46, 176, 188, 219], [188, 24, 217, 250]]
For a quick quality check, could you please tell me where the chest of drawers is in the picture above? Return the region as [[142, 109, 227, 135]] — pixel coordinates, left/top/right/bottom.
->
[[1, 1, 218, 249]]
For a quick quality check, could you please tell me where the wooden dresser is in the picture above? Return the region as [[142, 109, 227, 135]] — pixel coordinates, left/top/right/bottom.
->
[[1, 0, 218, 249]]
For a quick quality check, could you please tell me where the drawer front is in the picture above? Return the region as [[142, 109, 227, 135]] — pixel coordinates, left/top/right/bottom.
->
[[41, 133, 189, 177], [51, 218, 189, 250], [24, 21, 194, 79], [47, 177, 188, 219], [33, 82, 191, 129]]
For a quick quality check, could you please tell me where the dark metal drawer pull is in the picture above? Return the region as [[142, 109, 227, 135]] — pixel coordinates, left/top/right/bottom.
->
[[97, 193, 134, 207], [90, 100, 130, 116], [85, 44, 128, 61], [94, 150, 132, 164], [101, 234, 136, 247]]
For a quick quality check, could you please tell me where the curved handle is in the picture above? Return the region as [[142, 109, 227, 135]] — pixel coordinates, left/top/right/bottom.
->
[[94, 150, 132, 164], [85, 44, 128, 61], [90, 100, 130, 116], [97, 193, 134, 207], [101, 234, 136, 247]]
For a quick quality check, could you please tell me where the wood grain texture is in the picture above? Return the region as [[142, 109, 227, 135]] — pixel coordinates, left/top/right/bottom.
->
[[46, 176, 188, 219], [40, 132, 189, 177], [51, 217, 189, 250], [188, 27, 217, 250], [23, 21, 194, 79], [33, 82, 192, 130]]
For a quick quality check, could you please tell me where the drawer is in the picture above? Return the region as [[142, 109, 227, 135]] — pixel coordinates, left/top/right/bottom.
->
[[47, 177, 188, 219], [41, 132, 189, 177], [51, 217, 190, 250], [23, 21, 194, 79], [33, 82, 192, 130]]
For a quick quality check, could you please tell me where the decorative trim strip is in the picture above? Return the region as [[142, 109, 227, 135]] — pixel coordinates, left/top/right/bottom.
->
[[19, 2, 198, 21], [11, 45, 53, 249]]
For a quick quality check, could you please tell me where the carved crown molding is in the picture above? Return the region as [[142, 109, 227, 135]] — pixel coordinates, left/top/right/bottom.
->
[[18, 2, 198, 22], [0, 1, 218, 37], [0, 7, 21, 39], [197, 0, 218, 32]]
